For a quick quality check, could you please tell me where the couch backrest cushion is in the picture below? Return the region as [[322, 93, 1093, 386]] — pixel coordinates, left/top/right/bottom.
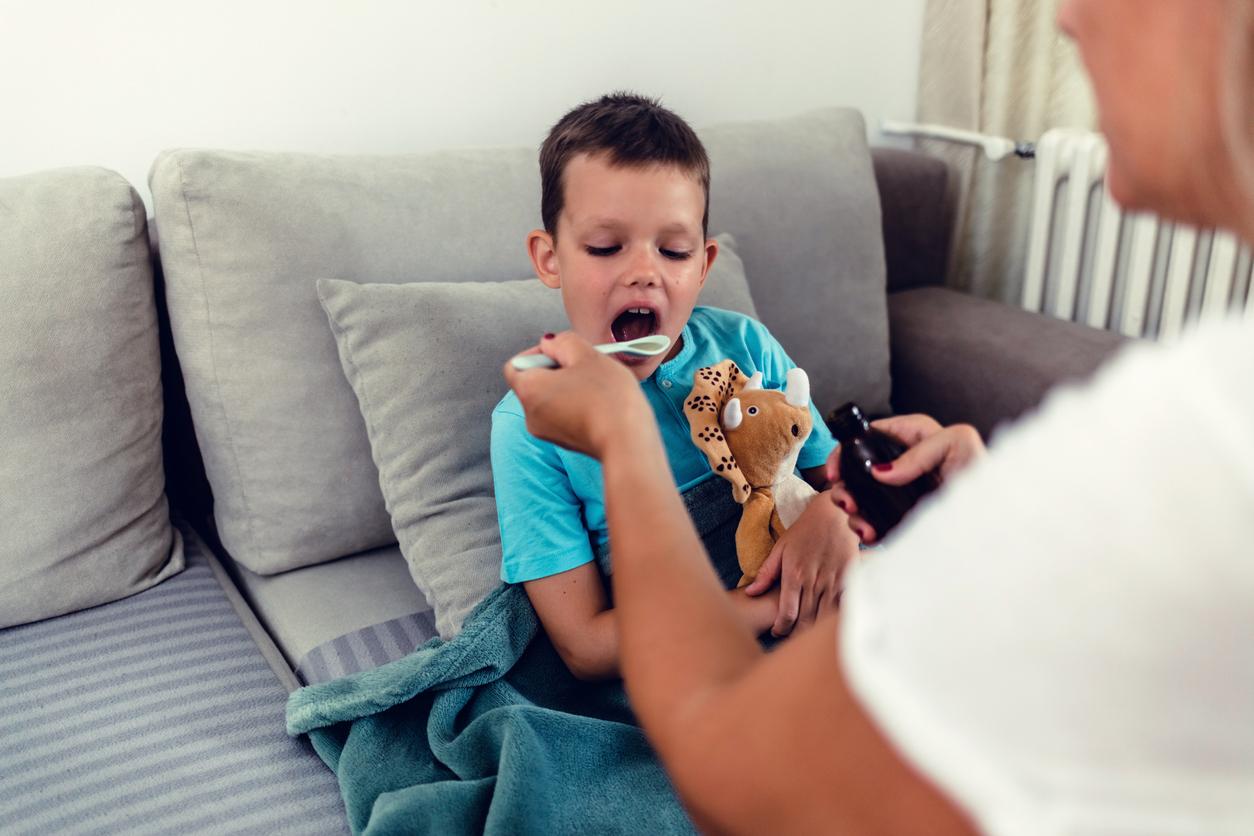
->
[[0, 167, 184, 627], [150, 147, 541, 573], [149, 107, 888, 574], [706, 109, 890, 416]]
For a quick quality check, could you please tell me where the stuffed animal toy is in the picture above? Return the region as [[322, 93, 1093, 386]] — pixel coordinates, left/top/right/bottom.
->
[[684, 361, 817, 587]]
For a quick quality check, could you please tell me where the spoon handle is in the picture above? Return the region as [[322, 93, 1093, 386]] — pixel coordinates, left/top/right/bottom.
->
[[510, 335, 669, 371], [510, 353, 559, 371]]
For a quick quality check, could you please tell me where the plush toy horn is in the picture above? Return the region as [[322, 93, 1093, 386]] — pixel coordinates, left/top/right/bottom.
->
[[784, 368, 810, 407], [723, 398, 743, 430], [742, 372, 763, 391]]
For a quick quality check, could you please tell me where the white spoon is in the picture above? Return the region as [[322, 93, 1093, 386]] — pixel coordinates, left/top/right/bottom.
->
[[510, 334, 672, 370]]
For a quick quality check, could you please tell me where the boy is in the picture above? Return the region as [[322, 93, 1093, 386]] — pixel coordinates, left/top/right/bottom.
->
[[491, 93, 858, 680]]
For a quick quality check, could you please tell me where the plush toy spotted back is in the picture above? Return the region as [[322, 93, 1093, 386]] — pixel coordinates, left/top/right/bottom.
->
[[685, 360, 817, 587]]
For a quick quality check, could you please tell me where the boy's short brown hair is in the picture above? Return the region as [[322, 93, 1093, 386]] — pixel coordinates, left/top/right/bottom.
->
[[539, 92, 710, 238]]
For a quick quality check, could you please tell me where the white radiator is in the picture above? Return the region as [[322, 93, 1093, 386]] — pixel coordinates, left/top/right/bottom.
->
[[1022, 129, 1254, 338]]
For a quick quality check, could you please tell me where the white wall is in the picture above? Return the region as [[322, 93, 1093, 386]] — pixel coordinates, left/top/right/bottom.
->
[[1, 0, 925, 208]]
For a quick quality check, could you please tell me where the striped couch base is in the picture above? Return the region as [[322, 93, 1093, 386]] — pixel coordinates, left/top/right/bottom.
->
[[296, 610, 438, 686], [0, 522, 349, 836]]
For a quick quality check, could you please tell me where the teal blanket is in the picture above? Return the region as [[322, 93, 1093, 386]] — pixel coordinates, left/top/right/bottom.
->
[[286, 477, 743, 835]]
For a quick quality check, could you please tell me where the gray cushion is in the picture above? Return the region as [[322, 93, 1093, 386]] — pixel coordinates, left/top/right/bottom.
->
[[706, 108, 890, 417], [0, 167, 184, 627], [317, 236, 757, 637], [149, 146, 541, 574], [226, 542, 426, 668], [888, 287, 1126, 437], [148, 106, 886, 575], [870, 147, 956, 293], [0, 520, 348, 834]]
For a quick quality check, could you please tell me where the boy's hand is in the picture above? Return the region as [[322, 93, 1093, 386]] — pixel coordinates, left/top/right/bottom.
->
[[729, 586, 781, 636], [744, 489, 859, 637], [503, 332, 652, 459]]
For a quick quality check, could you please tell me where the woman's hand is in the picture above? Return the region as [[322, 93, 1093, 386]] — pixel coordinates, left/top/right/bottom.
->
[[503, 332, 652, 460], [825, 414, 986, 543]]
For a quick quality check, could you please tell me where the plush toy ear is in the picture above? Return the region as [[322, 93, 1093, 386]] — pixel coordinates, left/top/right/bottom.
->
[[723, 398, 743, 430], [684, 360, 753, 503]]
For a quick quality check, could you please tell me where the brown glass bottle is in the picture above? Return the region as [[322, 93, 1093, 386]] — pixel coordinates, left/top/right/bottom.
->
[[829, 403, 940, 538]]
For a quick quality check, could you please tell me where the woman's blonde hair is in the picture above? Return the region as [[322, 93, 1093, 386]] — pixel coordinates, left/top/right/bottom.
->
[[1223, 0, 1254, 211]]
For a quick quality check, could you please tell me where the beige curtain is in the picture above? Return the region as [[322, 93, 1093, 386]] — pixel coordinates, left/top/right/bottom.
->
[[918, 0, 1096, 303]]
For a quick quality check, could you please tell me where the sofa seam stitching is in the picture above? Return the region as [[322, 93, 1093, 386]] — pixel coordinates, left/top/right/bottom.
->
[[174, 155, 261, 562]]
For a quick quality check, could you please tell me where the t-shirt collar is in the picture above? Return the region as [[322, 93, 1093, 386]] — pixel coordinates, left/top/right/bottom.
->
[[651, 319, 697, 380]]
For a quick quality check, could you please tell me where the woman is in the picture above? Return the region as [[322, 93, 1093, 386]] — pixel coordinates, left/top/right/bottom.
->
[[504, 1, 1254, 832]]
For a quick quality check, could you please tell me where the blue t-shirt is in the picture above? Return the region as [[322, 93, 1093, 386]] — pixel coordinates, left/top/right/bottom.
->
[[490, 306, 838, 584]]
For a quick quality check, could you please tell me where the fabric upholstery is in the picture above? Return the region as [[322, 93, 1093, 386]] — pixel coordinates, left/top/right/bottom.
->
[[706, 108, 891, 416], [316, 235, 757, 637], [297, 610, 437, 686], [887, 286, 1126, 437], [225, 542, 426, 669], [0, 167, 184, 628], [148, 145, 542, 573], [0, 521, 347, 833], [149, 225, 215, 535], [871, 147, 956, 293]]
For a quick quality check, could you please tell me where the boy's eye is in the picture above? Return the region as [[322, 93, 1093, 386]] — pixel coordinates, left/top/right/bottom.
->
[[660, 248, 692, 261], [585, 245, 621, 257]]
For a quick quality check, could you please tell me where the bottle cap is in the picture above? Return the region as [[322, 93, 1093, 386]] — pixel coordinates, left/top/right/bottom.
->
[[828, 402, 870, 442]]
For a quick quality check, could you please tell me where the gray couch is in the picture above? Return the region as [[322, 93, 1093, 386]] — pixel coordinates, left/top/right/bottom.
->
[[0, 108, 1123, 833]]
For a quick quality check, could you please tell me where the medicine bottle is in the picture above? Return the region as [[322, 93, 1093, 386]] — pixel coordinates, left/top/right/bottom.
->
[[829, 403, 939, 538]]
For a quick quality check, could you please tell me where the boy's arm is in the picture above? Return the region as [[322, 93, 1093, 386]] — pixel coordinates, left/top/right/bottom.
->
[[498, 387, 777, 681], [526, 567, 782, 681], [492, 404, 616, 680], [524, 565, 618, 680]]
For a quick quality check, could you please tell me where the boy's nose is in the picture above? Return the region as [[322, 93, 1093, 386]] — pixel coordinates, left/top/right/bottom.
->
[[623, 248, 661, 287]]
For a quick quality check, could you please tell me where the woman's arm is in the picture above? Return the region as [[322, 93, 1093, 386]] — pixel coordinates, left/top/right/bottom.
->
[[601, 402, 970, 834], [506, 334, 973, 833]]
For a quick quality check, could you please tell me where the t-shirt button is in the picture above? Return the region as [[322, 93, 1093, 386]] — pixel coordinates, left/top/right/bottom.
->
[[661, 380, 673, 389]]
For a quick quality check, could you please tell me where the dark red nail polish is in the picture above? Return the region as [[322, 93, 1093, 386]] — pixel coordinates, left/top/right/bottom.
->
[[872, 463, 892, 472], [543, 333, 555, 340]]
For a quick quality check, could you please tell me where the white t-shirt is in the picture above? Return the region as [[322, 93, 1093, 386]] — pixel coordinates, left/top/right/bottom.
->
[[839, 315, 1254, 835]]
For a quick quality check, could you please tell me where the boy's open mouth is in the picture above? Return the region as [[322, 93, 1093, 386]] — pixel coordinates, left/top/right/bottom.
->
[[610, 307, 658, 343]]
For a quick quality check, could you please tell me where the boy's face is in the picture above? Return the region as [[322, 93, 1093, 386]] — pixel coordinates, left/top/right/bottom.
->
[[527, 152, 718, 380]]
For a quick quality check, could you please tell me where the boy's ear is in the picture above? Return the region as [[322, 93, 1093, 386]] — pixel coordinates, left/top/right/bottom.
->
[[700, 236, 719, 287], [528, 229, 561, 289]]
